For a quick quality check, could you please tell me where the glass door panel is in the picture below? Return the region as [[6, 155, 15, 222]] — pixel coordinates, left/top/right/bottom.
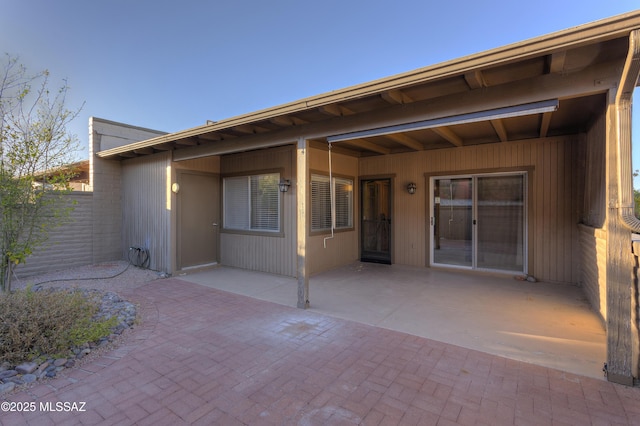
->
[[361, 179, 391, 264], [476, 175, 525, 271], [433, 178, 472, 267]]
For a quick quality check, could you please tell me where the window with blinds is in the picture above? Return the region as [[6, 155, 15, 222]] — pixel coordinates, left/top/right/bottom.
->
[[223, 173, 280, 232], [311, 174, 353, 232]]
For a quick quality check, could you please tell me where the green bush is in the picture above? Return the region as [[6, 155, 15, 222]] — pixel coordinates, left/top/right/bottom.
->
[[0, 287, 113, 365], [68, 316, 118, 346]]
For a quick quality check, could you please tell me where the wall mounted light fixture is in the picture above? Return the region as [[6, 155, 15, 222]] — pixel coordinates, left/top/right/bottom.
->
[[407, 182, 417, 194], [279, 179, 291, 193]]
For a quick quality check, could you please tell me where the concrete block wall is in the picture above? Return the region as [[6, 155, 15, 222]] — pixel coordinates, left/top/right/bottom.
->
[[579, 224, 607, 324], [15, 192, 94, 280]]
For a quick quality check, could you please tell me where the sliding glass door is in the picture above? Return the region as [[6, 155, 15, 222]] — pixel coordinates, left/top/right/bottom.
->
[[433, 178, 473, 267], [431, 173, 526, 273]]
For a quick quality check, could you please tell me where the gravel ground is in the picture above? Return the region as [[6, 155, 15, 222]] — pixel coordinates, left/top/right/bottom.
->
[[10, 261, 164, 293]]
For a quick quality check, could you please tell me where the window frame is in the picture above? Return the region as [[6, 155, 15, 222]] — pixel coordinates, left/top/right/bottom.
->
[[222, 171, 284, 236]]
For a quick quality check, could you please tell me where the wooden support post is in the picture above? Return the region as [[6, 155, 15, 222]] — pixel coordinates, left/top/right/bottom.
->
[[605, 92, 636, 385], [296, 138, 310, 309]]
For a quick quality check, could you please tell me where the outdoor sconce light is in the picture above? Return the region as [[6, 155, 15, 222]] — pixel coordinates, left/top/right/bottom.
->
[[279, 179, 291, 193], [407, 182, 417, 194]]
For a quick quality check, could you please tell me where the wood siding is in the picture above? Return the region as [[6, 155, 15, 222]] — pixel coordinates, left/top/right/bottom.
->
[[16, 193, 94, 278], [174, 156, 220, 173], [360, 136, 582, 284], [122, 152, 172, 272], [580, 111, 607, 228], [577, 109, 607, 320], [308, 146, 359, 275], [220, 145, 297, 276]]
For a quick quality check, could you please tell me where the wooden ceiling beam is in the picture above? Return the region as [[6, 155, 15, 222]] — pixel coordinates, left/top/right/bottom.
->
[[490, 119, 509, 142], [233, 124, 270, 134], [153, 143, 175, 151], [175, 138, 198, 146], [270, 115, 308, 126], [381, 89, 413, 105], [386, 133, 423, 151], [319, 104, 355, 116], [431, 126, 463, 147], [133, 147, 154, 155], [118, 152, 138, 158], [197, 133, 223, 141], [549, 51, 567, 73], [343, 138, 391, 155], [540, 111, 553, 137], [203, 132, 236, 140], [464, 70, 487, 89]]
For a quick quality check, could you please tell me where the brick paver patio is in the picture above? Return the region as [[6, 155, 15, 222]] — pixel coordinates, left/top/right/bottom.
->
[[2, 278, 639, 425]]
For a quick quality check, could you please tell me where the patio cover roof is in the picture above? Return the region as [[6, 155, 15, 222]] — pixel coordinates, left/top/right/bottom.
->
[[97, 11, 640, 160]]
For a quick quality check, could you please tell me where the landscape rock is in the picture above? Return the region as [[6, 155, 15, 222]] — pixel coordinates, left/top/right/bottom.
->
[[22, 374, 37, 383], [0, 370, 17, 380], [0, 382, 15, 394], [36, 362, 50, 376], [4, 377, 24, 385], [15, 362, 38, 375]]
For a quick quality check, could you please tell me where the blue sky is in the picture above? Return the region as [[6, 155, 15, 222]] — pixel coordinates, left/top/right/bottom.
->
[[1, 1, 639, 176]]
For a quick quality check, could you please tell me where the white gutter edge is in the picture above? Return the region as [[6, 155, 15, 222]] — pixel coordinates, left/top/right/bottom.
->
[[616, 29, 640, 233]]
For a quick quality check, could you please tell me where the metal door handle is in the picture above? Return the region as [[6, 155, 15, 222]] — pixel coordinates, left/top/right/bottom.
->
[[212, 223, 218, 227]]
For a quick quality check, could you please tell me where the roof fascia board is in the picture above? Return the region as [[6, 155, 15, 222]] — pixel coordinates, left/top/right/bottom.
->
[[98, 11, 640, 158], [102, 58, 619, 160]]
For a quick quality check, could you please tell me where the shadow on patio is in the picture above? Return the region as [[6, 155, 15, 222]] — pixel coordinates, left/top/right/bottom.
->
[[178, 262, 606, 380]]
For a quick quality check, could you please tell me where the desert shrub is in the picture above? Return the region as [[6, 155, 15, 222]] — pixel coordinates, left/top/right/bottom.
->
[[68, 316, 118, 346], [0, 287, 112, 365]]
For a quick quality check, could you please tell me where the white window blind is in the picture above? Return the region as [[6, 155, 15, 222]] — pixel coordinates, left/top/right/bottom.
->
[[311, 175, 331, 231], [224, 173, 280, 232], [334, 177, 353, 229], [311, 174, 353, 231], [250, 174, 279, 231]]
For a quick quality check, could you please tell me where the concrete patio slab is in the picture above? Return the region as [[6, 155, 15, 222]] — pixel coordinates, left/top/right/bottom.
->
[[178, 263, 606, 380]]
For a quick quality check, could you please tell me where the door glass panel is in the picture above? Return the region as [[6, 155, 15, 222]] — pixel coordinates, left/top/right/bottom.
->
[[361, 179, 391, 264], [476, 175, 524, 271], [433, 178, 472, 267]]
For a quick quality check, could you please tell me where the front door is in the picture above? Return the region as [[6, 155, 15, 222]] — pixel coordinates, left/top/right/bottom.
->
[[177, 171, 219, 270], [361, 178, 392, 264]]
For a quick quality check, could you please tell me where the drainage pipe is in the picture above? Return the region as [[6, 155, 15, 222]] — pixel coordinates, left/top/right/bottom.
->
[[617, 29, 640, 232], [323, 142, 335, 248]]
